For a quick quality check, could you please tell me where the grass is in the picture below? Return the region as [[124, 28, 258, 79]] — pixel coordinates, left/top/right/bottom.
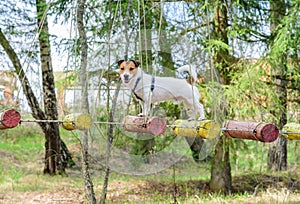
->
[[0, 124, 299, 203]]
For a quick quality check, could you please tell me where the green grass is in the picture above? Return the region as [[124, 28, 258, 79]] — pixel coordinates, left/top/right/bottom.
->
[[0, 124, 299, 203], [0, 134, 44, 160]]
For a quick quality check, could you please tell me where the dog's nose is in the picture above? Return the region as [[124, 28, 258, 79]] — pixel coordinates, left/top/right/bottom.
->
[[124, 74, 129, 80]]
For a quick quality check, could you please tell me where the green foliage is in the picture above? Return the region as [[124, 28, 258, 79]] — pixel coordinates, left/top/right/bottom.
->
[[223, 61, 279, 122], [207, 39, 231, 54], [95, 106, 108, 122], [269, 3, 300, 62], [158, 101, 181, 119], [201, 81, 226, 120]]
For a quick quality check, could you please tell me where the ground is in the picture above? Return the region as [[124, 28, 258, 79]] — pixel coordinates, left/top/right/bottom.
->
[[0, 127, 299, 203], [1, 175, 300, 203]]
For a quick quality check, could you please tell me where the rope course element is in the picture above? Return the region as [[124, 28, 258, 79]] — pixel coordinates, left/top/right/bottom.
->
[[282, 123, 300, 140], [173, 119, 220, 139], [222, 120, 279, 143], [2, 109, 300, 142], [0, 109, 21, 130], [123, 115, 167, 135], [62, 113, 93, 131], [20, 114, 93, 131]]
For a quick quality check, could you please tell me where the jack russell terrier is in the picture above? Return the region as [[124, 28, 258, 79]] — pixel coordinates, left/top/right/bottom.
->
[[118, 60, 205, 120]]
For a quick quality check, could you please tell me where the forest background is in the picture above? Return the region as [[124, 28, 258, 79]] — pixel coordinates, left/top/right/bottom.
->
[[0, 0, 299, 203]]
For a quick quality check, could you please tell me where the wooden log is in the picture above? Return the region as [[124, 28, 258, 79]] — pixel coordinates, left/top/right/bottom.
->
[[123, 115, 167, 135], [62, 113, 93, 131], [282, 123, 300, 140], [0, 109, 21, 130], [173, 120, 220, 139], [222, 120, 279, 142]]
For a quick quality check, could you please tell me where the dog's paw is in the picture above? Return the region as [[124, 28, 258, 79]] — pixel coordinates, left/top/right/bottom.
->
[[187, 117, 196, 121], [197, 116, 206, 121]]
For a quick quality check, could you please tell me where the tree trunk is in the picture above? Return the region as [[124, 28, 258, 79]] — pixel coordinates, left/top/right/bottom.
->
[[209, 0, 232, 193], [36, 0, 63, 175], [267, 0, 287, 171], [76, 0, 96, 203], [0, 23, 73, 175], [210, 136, 232, 193]]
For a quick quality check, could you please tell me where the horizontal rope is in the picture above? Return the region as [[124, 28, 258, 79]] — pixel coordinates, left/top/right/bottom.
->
[[2, 118, 296, 134], [20, 119, 65, 123]]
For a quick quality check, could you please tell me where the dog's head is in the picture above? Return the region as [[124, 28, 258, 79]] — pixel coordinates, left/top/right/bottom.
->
[[118, 60, 140, 84]]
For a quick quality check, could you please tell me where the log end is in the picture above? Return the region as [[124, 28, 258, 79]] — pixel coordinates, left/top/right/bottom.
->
[[0, 109, 21, 129], [282, 123, 300, 140], [261, 123, 279, 142], [62, 113, 93, 131], [123, 116, 166, 135]]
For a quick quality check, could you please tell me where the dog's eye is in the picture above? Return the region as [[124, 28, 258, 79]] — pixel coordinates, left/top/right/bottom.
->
[[120, 67, 124, 70], [130, 67, 134, 71]]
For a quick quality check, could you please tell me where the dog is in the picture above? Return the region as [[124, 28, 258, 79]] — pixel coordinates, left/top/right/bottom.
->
[[118, 60, 205, 120]]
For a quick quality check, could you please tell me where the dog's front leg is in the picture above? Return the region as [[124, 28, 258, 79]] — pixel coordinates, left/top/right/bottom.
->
[[136, 100, 150, 117], [137, 100, 145, 117], [144, 99, 152, 117]]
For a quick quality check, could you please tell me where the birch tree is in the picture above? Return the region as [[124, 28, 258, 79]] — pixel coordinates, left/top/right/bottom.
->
[[0, 0, 73, 175]]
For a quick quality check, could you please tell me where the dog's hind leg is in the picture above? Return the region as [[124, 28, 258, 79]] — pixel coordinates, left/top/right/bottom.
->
[[182, 98, 206, 120], [196, 102, 206, 120]]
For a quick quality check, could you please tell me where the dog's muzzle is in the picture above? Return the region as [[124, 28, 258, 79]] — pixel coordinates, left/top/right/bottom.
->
[[123, 74, 130, 83]]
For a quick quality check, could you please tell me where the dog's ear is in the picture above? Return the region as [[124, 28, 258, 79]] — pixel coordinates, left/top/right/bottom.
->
[[130, 60, 140, 67], [117, 60, 125, 66]]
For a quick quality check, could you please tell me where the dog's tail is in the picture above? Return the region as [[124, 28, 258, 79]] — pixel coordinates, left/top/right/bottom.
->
[[177, 65, 197, 85]]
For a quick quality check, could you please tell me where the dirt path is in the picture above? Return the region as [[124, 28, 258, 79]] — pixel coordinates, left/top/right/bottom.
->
[[1, 176, 300, 204]]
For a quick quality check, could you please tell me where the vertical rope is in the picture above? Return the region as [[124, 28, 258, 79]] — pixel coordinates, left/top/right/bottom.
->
[[147, 0, 164, 118]]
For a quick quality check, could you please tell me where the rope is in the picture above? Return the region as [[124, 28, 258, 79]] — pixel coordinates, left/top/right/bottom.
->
[[0, 116, 293, 136], [147, 0, 163, 119], [16, 117, 294, 133], [20, 119, 65, 123]]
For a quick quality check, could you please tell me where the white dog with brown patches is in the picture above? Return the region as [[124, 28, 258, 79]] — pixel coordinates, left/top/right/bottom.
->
[[118, 60, 205, 120]]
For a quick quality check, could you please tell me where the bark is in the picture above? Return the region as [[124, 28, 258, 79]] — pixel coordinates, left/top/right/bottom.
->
[[76, 0, 96, 203], [0, 28, 73, 174], [0, 29, 46, 123], [267, 0, 287, 171], [36, 0, 63, 175], [209, 136, 232, 193], [209, 0, 232, 193]]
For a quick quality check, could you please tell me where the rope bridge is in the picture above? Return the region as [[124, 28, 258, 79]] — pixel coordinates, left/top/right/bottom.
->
[[1, 109, 300, 142]]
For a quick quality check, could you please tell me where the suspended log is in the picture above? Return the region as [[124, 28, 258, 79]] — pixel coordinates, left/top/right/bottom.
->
[[123, 115, 167, 135], [0, 109, 21, 130], [172, 120, 220, 139], [222, 120, 279, 142], [62, 113, 93, 131], [282, 123, 300, 140]]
